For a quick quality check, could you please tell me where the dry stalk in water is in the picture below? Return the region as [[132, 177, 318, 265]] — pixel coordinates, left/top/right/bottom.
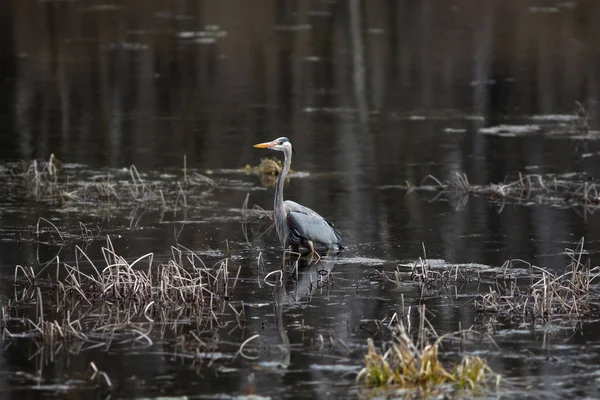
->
[[475, 238, 600, 323]]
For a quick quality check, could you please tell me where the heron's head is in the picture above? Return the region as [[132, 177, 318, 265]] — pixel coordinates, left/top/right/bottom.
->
[[253, 137, 292, 153]]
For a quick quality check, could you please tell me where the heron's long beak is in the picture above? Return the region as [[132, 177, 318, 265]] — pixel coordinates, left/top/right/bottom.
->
[[253, 141, 276, 149]]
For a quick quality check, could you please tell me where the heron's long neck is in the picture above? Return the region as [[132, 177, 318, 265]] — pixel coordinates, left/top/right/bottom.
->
[[274, 149, 291, 244], [275, 151, 290, 209]]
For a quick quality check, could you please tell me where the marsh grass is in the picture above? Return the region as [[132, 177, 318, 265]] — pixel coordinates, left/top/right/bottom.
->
[[405, 244, 455, 286], [368, 244, 464, 291], [368, 238, 600, 325], [396, 169, 600, 213], [241, 193, 276, 245], [475, 238, 600, 323], [3, 157, 214, 213], [23, 154, 60, 200], [7, 236, 236, 365], [571, 101, 590, 135], [357, 308, 500, 398]]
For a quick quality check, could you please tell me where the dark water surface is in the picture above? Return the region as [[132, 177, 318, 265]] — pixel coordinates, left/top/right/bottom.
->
[[2, 1, 600, 399]]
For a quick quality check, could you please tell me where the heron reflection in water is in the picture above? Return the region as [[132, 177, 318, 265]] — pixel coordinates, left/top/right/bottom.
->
[[254, 137, 344, 260]]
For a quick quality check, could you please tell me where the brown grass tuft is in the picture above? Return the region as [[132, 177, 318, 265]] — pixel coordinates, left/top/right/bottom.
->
[[475, 238, 600, 323], [357, 312, 500, 398]]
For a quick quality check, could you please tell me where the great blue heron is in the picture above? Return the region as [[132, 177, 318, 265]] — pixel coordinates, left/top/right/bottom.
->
[[254, 137, 344, 257]]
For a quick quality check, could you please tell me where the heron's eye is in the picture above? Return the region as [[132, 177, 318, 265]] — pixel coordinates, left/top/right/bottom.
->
[[277, 140, 283, 145]]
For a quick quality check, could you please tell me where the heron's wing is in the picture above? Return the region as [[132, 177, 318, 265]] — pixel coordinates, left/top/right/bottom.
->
[[283, 200, 323, 218], [284, 200, 344, 248]]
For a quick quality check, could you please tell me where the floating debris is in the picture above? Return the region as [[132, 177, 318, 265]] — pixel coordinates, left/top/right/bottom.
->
[[101, 42, 150, 51], [307, 10, 332, 17], [273, 24, 312, 31], [443, 127, 467, 133], [529, 6, 560, 13], [482, 102, 593, 138], [81, 4, 124, 12], [177, 26, 227, 45], [479, 124, 542, 136], [529, 114, 580, 122]]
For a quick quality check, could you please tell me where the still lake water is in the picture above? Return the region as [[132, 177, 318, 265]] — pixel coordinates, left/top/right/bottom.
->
[[1, 1, 600, 398]]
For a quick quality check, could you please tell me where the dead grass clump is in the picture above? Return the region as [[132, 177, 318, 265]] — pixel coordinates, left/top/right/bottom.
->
[[84, 174, 120, 202], [397, 169, 600, 213], [365, 244, 469, 293], [406, 244, 452, 286], [5, 156, 214, 214], [61, 237, 230, 313], [245, 158, 284, 175], [475, 238, 600, 323], [571, 101, 590, 135], [357, 323, 500, 397], [7, 236, 234, 354], [23, 154, 61, 200], [244, 158, 293, 187]]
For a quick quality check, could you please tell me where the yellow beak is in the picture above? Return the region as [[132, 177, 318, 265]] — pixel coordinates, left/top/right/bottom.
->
[[253, 141, 276, 149]]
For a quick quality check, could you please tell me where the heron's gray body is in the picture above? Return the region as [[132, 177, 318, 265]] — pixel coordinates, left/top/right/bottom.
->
[[284, 200, 344, 251], [259, 137, 345, 253]]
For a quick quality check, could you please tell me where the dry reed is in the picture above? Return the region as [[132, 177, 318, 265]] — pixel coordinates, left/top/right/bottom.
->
[[7, 236, 234, 362], [475, 238, 600, 323]]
